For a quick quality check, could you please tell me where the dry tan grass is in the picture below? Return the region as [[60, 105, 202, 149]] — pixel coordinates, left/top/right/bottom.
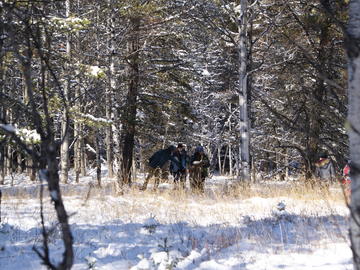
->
[[1, 177, 348, 209], [72, 178, 347, 225], [74, 176, 348, 207], [1, 177, 349, 258], [223, 179, 346, 202]]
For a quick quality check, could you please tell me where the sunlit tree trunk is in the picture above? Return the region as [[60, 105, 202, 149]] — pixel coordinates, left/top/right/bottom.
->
[[106, 0, 115, 179], [21, 68, 34, 179], [93, 4, 102, 188], [60, 0, 71, 184], [347, 1, 360, 268], [74, 104, 81, 183], [218, 147, 222, 174], [229, 144, 233, 176], [228, 103, 233, 176], [237, 0, 250, 181], [73, 0, 82, 183], [80, 136, 86, 176], [222, 146, 228, 174]]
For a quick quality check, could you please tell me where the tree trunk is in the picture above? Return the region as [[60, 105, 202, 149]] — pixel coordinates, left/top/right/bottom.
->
[[238, 0, 250, 181], [3, 3, 74, 267], [347, 1, 360, 268], [46, 142, 74, 270], [74, 125, 81, 183], [306, 17, 331, 179], [95, 131, 102, 187], [106, 0, 115, 179], [229, 144, 233, 176], [251, 158, 256, 183], [5, 142, 12, 175], [21, 71, 36, 180], [74, 57, 81, 183], [0, 149, 4, 185], [60, 0, 71, 184], [285, 149, 289, 180], [27, 146, 36, 181], [228, 103, 233, 176], [79, 136, 86, 176], [73, 0, 85, 181], [121, 16, 140, 186], [218, 147, 222, 175], [222, 147, 226, 175], [0, 25, 5, 183]]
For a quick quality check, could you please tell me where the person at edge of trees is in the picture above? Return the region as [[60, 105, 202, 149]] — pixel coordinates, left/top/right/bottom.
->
[[341, 160, 351, 201], [314, 152, 336, 189], [189, 145, 210, 193], [170, 143, 188, 189], [141, 145, 181, 191]]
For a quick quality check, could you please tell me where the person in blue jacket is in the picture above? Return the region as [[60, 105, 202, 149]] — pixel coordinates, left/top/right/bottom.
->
[[170, 143, 188, 189], [141, 145, 180, 190]]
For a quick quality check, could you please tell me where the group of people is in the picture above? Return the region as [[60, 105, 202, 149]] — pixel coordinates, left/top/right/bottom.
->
[[314, 152, 351, 199], [140, 143, 210, 192], [141, 147, 353, 197]]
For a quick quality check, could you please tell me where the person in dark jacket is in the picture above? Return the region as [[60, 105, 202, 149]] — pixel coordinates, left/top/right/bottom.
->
[[170, 143, 188, 189], [315, 152, 336, 184], [189, 145, 210, 193], [141, 145, 179, 191]]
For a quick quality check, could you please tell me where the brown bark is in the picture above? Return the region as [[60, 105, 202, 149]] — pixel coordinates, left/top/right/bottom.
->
[[121, 16, 141, 186]]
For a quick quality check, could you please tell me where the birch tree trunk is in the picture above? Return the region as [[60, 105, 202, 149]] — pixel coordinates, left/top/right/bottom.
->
[[223, 146, 228, 174], [238, 0, 250, 182], [229, 145, 233, 176], [347, 1, 360, 268], [60, 0, 71, 184], [74, 106, 81, 183], [228, 103, 233, 176], [218, 147, 222, 175]]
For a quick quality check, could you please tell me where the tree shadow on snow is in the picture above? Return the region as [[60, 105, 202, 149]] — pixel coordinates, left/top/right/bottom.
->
[[0, 211, 350, 269]]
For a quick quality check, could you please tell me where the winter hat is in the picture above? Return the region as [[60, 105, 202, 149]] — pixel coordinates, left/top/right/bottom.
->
[[177, 143, 184, 148]]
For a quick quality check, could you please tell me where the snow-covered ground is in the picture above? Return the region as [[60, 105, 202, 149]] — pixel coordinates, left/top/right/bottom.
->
[[0, 172, 352, 270]]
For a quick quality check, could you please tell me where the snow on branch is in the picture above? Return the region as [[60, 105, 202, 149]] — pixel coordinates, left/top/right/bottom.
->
[[0, 124, 41, 144], [49, 16, 91, 33], [73, 112, 112, 128], [82, 65, 106, 79]]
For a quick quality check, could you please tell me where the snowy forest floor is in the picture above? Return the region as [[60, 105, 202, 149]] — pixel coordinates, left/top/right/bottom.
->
[[0, 170, 352, 270]]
